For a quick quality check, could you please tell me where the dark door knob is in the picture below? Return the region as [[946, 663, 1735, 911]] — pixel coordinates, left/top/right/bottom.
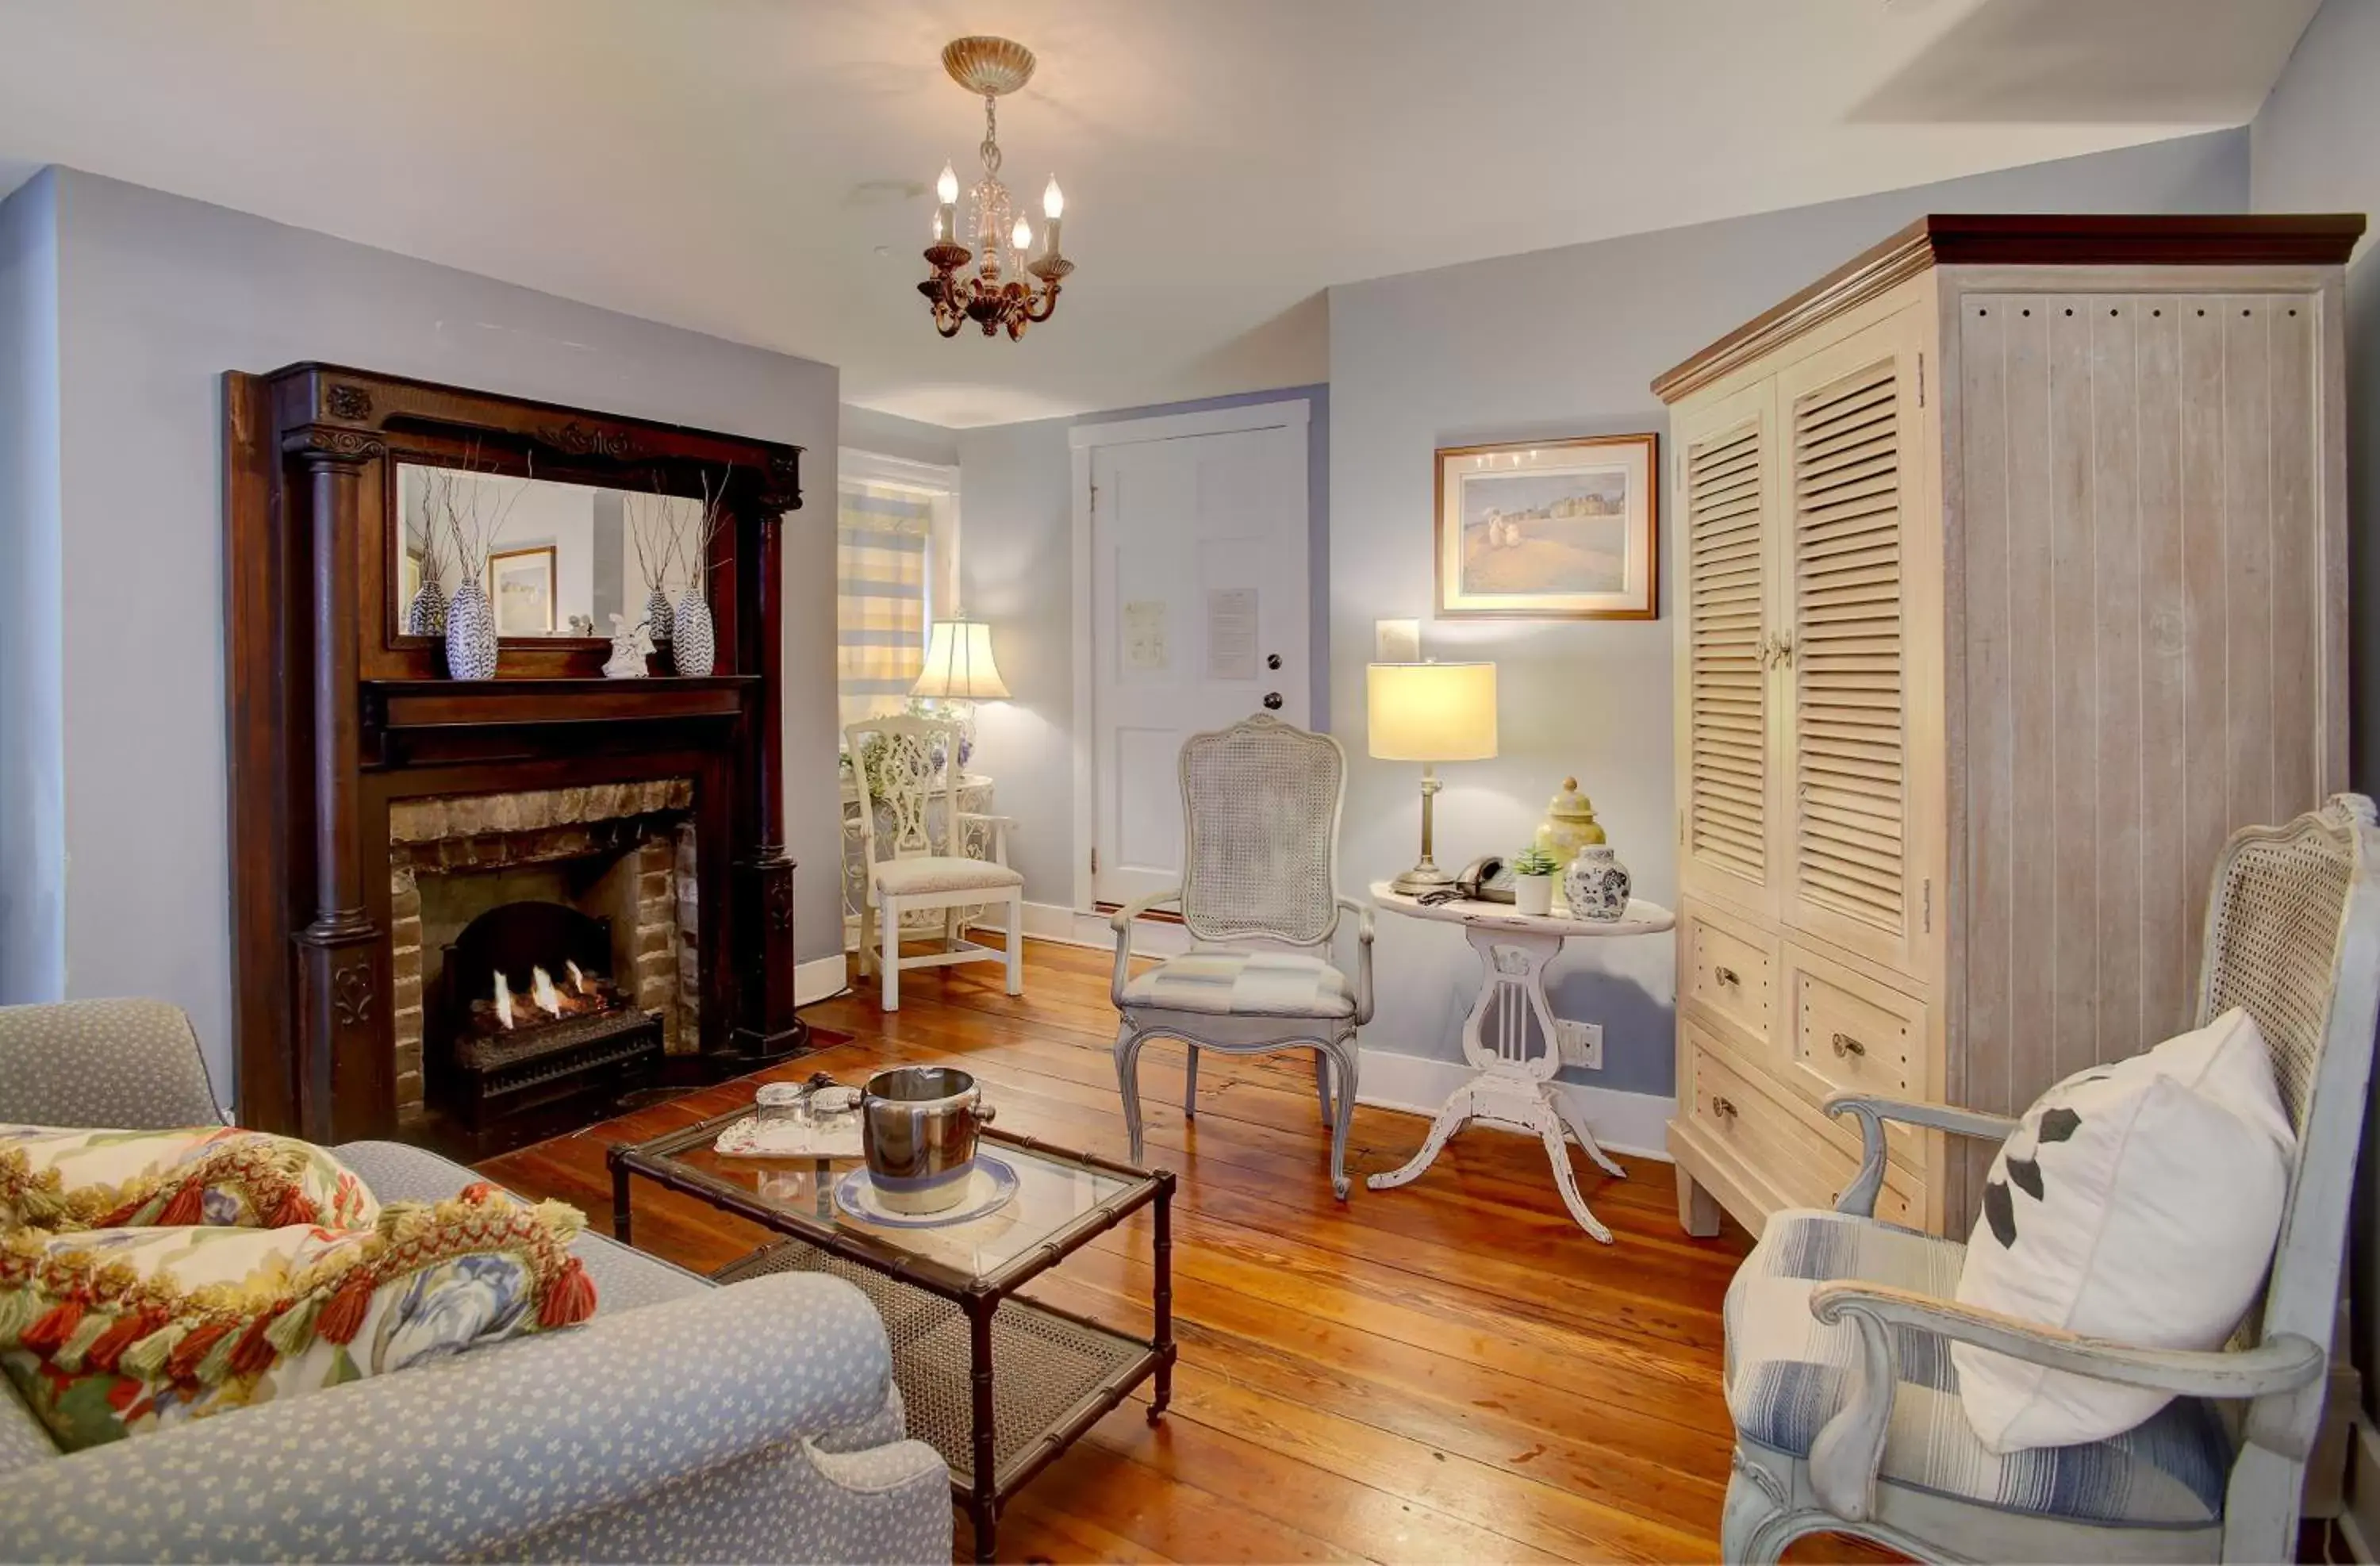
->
[[1266, 653, 1283, 670], [1262, 692, 1284, 710]]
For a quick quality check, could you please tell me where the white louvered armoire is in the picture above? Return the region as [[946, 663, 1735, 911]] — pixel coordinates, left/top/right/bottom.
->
[[1654, 214, 2363, 1239]]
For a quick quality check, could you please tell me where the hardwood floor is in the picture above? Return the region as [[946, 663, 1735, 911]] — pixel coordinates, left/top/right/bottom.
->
[[480, 938, 1844, 1564]]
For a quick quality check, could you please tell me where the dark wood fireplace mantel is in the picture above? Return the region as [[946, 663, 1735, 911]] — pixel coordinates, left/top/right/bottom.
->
[[224, 363, 811, 1145]]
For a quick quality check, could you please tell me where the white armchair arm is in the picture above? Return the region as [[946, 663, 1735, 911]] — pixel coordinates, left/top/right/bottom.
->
[[954, 809, 1017, 866], [1824, 1092, 2021, 1218], [1336, 894, 1376, 1025], [1799, 1279, 2326, 1523], [1110, 887, 1184, 1008]]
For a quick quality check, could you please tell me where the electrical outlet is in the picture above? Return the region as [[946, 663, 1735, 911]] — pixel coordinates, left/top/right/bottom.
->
[[1554, 1019, 1602, 1071]]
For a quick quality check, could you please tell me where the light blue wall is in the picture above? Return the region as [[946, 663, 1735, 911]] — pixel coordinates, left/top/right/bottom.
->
[[1330, 129, 2252, 1099], [0, 168, 63, 1004], [956, 382, 1330, 907], [839, 402, 961, 468], [25, 167, 843, 1106]]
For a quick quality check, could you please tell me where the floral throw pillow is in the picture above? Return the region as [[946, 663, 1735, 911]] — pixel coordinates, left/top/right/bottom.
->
[[0, 1125, 378, 1234], [0, 1182, 596, 1449]]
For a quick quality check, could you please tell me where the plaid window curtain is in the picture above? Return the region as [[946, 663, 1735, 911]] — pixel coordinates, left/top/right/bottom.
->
[[838, 480, 933, 728]]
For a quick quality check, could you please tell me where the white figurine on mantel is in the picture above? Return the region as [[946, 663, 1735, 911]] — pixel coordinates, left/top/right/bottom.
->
[[603, 615, 654, 679]]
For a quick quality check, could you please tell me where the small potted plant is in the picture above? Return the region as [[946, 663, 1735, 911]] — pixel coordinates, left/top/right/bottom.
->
[[1511, 846, 1559, 916]]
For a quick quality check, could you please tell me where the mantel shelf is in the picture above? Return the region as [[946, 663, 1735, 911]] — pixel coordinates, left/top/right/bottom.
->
[[367, 677, 758, 730]]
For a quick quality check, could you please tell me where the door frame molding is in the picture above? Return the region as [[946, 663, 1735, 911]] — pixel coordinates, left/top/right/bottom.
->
[[1068, 398, 1312, 913]]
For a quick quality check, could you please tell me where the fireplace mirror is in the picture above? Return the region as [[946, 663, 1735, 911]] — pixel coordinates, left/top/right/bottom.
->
[[394, 463, 707, 642]]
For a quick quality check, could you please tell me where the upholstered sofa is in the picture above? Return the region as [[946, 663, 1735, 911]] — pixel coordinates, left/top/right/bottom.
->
[[0, 998, 953, 1563]]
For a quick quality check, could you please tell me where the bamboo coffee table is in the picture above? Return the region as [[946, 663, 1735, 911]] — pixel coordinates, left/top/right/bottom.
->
[[608, 1112, 1175, 1562]]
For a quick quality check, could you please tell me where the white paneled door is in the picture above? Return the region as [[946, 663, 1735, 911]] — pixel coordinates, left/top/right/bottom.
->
[[1071, 401, 1311, 912]]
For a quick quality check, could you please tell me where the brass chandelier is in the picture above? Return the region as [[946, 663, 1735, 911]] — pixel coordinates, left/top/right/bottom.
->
[[920, 36, 1072, 340]]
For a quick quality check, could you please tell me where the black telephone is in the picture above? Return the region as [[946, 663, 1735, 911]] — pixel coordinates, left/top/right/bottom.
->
[[1452, 856, 1516, 904]]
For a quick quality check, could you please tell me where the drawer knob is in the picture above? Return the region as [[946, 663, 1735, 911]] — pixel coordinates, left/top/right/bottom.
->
[[1714, 965, 1741, 988], [1831, 1031, 1867, 1059], [1710, 1094, 1738, 1121]]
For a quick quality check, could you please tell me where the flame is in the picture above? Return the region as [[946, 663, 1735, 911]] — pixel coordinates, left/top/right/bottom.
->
[[493, 971, 515, 1031], [529, 965, 563, 1019], [566, 959, 589, 996]]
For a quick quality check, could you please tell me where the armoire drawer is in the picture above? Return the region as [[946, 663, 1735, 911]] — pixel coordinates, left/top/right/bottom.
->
[[1681, 902, 1775, 1048], [1683, 1031, 1921, 1228], [1784, 945, 1925, 1165]]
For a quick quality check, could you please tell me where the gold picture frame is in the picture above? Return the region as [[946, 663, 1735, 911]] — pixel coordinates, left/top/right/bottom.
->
[[488, 544, 558, 636], [1434, 432, 1658, 620]]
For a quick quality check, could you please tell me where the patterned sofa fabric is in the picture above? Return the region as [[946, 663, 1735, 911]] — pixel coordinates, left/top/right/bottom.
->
[[0, 1002, 955, 1563]]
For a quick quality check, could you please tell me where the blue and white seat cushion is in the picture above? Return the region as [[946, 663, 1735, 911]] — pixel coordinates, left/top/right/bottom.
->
[[1726, 1209, 2231, 1529], [1119, 950, 1355, 1019]]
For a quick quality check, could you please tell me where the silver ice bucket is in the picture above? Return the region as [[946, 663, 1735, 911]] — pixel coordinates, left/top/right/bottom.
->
[[861, 1065, 996, 1215]]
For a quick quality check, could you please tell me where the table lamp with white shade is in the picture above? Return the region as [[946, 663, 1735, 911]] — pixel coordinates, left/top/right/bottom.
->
[[911, 616, 1011, 704], [1368, 660, 1498, 896], [910, 615, 1010, 762]]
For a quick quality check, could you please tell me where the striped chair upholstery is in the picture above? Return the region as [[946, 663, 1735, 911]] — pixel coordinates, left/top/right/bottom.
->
[[1727, 1209, 2230, 1530], [1119, 950, 1356, 1020]]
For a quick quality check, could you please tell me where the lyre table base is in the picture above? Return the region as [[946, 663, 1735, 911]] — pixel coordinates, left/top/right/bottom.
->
[[1363, 888, 1677, 1243], [1368, 1050, 1631, 1242]]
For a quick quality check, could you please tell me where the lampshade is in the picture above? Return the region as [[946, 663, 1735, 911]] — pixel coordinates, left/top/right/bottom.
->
[[911, 617, 1012, 700], [1367, 662, 1497, 761]]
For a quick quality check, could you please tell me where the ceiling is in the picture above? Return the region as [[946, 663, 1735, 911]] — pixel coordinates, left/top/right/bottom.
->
[[0, 0, 2320, 427]]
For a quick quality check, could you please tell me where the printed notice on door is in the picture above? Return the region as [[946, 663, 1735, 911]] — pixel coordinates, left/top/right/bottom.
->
[[1124, 600, 1169, 672], [1206, 587, 1259, 681]]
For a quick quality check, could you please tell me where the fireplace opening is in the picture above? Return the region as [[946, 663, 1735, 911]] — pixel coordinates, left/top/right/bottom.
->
[[430, 899, 663, 1154]]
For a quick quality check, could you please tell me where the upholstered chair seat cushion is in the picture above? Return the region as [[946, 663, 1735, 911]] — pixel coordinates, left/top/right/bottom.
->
[[870, 855, 1024, 896], [1120, 950, 1357, 1019], [1725, 1208, 2231, 1530]]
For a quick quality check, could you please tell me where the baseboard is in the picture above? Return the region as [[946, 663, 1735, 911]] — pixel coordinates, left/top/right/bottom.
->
[[794, 954, 850, 1008], [1355, 1046, 1676, 1162]]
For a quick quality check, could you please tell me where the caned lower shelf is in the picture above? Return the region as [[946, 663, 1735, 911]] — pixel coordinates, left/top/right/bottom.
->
[[714, 1237, 1152, 1491]]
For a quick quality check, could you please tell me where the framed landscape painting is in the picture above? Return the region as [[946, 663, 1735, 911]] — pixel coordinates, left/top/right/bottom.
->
[[489, 545, 557, 635], [1434, 432, 1658, 620]]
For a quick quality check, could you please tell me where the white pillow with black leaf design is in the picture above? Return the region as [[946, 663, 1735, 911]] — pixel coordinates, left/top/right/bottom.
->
[[1952, 1007, 2296, 1453]]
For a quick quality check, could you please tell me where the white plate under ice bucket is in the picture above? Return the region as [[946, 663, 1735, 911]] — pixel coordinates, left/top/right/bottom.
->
[[834, 1154, 1019, 1228]]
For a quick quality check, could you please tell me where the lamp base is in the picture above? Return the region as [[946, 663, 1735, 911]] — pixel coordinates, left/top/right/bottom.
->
[[1390, 863, 1457, 896]]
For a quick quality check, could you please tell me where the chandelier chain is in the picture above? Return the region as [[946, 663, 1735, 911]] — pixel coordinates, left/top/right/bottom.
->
[[979, 94, 1002, 177]]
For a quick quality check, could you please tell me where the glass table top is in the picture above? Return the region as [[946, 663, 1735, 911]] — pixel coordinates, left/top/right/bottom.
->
[[626, 1111, 1146, 1284]]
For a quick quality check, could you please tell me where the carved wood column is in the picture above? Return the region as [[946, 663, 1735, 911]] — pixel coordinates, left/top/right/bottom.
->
[[732, 463, 806, 1058], [286, 426, 389, 1142]]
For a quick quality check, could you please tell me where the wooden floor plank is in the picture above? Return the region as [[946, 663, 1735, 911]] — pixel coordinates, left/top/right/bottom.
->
[[478, 938, 1811, 1564]]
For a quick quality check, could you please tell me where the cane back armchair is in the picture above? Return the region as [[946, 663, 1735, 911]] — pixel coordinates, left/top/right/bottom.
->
[[1111, 714, 1375, 1199], [1720, 795, 2380, 1564], [846, 715, 1023, 1011]]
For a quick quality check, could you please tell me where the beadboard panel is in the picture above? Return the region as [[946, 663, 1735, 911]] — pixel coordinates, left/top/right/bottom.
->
[[1948, 289, 2334, 1214]]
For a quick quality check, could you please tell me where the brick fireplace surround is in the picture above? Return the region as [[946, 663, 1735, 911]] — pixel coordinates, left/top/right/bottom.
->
[[388, 780, 700, 1123]]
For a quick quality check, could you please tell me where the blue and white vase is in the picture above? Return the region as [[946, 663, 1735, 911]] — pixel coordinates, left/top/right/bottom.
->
[[672, 586, 716, 677], [1563, 844, 1630, 922], [443, 578, 497, 680], [643, 586, 676, 675], [404, 578, 448, 637]]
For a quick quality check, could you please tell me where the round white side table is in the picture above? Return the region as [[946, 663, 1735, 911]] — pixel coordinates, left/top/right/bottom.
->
[[1365, 882, 1676, 1243]]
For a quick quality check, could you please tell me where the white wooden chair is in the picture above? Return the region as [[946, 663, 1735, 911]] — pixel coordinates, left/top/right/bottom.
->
[[845, 715, 1023, 1011], [1109, 713, 1374, 1199], [1720, 795, 2380, 1564]]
